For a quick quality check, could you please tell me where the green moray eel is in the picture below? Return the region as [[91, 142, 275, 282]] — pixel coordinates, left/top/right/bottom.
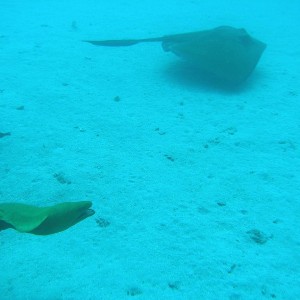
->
[[0, 201, 95, 235]]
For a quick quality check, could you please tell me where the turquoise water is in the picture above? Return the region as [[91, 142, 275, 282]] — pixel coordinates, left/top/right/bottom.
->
[[1, 0, 299, 299]]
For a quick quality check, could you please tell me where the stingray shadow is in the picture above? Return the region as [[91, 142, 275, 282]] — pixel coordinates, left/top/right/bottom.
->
[[163, 61, 265, 94]]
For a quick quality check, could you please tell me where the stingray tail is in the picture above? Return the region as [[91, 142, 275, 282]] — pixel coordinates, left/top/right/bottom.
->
[[83, 37, 163, 47]]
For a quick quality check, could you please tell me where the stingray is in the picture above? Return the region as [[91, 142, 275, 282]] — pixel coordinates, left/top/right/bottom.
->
[[84, 26, 266, 85], [0, 201, 95, 235]]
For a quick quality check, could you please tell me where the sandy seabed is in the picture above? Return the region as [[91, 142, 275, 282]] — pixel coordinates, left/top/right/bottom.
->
[[1, 1, 300, 299]]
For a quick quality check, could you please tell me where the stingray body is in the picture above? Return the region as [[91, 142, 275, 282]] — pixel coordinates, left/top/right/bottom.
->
[[85, 26, 266, 85], [0, 201, 95, 235]]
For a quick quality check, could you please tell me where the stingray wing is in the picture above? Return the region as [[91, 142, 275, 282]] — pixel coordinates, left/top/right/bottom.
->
[[162, 26, 266, 85]]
